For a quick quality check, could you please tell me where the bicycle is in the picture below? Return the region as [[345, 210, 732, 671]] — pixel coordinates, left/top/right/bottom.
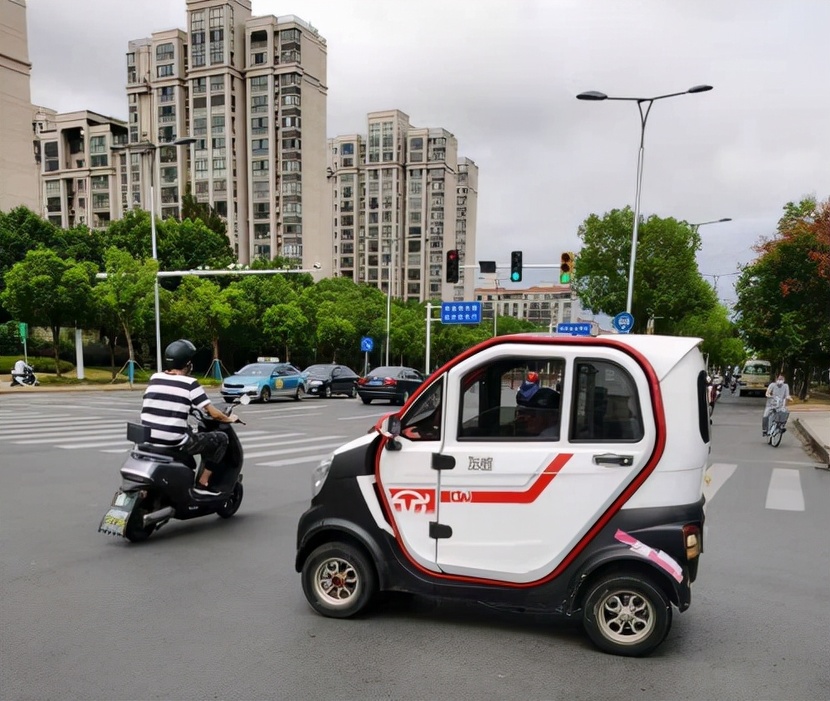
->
[[766, 396, 790, 448]]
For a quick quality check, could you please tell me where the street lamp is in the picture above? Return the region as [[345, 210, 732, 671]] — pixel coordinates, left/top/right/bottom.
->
[[577, 85, 713, 315], [112, 136, 197, 372]]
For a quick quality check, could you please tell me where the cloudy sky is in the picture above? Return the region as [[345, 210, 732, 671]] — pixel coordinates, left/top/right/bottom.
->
[[25, 0, 830, 308]]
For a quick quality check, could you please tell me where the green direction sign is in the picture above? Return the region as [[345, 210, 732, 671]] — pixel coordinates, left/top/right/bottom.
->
[[18, 322, 27, 340]]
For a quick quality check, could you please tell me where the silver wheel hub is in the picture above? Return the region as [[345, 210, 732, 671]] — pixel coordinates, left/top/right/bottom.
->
[[313, 557, 359, 607], [597, 590, 655, 643]]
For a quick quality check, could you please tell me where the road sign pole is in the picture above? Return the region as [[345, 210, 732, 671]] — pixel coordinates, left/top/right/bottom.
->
[[425, 303, 432, 374], [364, 350, 368, 376]]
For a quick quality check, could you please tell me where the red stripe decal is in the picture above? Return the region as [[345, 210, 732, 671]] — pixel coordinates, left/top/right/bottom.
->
[[440, 453, 572, 504]]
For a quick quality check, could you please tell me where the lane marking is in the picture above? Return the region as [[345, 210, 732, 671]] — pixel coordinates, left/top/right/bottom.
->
[[244, 440, 346, 459], [61, 440, 132, 449], [15, 430, 126, 444], [338, 414, 387, 421], [702, 463, 738, 507], [765, 468, 805, 511]]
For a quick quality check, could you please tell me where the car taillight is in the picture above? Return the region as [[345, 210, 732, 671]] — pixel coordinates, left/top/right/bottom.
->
[[682, 524, 701, 560], [358, 377, 367, 385], [382, 377, 397, 386]]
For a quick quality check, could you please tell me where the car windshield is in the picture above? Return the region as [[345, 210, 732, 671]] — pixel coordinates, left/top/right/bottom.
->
[[305, 365, 333, 377], [236, 363, 275, 376]]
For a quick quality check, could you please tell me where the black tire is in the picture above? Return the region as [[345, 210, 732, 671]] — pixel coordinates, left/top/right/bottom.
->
[[324, 385, 332, 398], [124, 495, 156, 543], [361, 397, 372, 405], [216, 482, 243, 518], [260, 386, 271, 403], [301, 542, 377, 619], [294, 385, 305, 401], [770, 424, 782, 447], [349, 385, 357, 398], [582, 574, 672, 657]]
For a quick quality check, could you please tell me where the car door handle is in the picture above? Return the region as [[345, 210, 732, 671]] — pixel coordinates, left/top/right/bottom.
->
[[593, 453, 634, 467]]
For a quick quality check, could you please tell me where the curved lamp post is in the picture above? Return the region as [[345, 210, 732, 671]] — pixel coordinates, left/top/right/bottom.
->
[[577, 85, 713, 315]]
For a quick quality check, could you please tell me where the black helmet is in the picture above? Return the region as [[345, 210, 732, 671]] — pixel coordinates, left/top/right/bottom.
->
[[164, 339, 196, 370]]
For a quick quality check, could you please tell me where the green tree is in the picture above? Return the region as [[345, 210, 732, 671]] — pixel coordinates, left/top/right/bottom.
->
[[169, 276, 234, 365], [261, 303, 310, 362], [735, 196, 830, 394], [1, 249, 97, 374], [181, 190, 227, 238], [572, 207, 718, 332], [93, 247, 158, 373], [158, 216, 234, 271]]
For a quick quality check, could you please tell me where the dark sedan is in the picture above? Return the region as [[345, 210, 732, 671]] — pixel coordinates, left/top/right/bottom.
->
[[357, 366, 425, 405], [302, 364, 360, 398]]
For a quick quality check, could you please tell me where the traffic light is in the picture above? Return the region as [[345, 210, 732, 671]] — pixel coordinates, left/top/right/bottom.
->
[[446, 249, 460, 283], [560, 252, 575, 284], [510, 250, 523, 282]]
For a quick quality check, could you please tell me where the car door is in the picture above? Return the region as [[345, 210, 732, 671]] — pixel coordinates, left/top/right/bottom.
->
[[330, 366, 344, 393], [375, 377, 446, 573], [433, 343, 658, 584]]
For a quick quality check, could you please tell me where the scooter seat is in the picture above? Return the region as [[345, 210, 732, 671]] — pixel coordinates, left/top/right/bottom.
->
[[134, 443, 197, 469]]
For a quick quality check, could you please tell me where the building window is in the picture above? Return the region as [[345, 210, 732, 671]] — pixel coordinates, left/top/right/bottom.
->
[[251, 94, 268, 112], [250, 75, 268, 93], [251, 159, 269, 174], [252, 139, 268, 155], [251, 117, 268, 135], [156, 43, 174, 61], [157, 64, 174, 78], [209, 75, 224, 92], [92, 193, 110, 209], [192, 77, 206, 94]]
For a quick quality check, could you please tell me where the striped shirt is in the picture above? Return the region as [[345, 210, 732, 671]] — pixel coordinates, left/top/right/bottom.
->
[[140, 372, 211, 445]]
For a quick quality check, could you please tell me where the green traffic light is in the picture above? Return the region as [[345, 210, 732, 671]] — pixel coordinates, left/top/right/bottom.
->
[[560, 273, 571, 284], [511, 272, 520, 282]]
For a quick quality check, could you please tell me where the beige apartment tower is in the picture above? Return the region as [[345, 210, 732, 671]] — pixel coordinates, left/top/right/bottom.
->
[[0, 0, 38, 212], [328, 110, 478, 303], [126, 0, 328, 268]]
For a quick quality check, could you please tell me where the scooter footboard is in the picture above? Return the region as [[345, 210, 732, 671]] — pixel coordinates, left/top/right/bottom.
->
[[98, 490, 140, 537]]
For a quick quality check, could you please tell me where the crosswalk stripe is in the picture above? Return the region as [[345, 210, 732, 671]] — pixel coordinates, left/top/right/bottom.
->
[[765, 468, 805, 511], [15, 430, 127, 444], [244, 440, 345, 459], [338, 414, 386, 421], [703, 463, 738, 506], [236, 432, 305, 445], [258, 454, 333, 467], [61, 440, 132, 449], [0, 422, 124, 437]]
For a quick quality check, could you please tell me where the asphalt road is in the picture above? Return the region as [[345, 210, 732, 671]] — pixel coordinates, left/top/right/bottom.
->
[[0, 389, 828, 701]]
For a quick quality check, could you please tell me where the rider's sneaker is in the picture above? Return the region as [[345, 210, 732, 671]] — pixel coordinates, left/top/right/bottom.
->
[[192, 484, 222, 497]]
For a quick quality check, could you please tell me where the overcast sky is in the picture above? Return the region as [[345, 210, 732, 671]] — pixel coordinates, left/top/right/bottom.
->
[[25, 0, 830, 308]]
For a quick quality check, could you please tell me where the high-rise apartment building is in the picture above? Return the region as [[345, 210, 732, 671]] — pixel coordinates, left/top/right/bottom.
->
[[0, 0, 38, 212], [126, 0, 328, 267], [328, 110, 478, 302], [35, 108, 128, 228], [475, 283, 583, 328]]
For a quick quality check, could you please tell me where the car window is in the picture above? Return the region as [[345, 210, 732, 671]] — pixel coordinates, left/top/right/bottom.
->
[[239, 363, 273, 376], [458, 357, 564, 441], [570, 359, 643, 442], [401, 378, 443, 441]]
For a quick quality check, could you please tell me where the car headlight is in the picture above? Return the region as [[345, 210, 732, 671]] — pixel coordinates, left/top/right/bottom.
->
[[244, 384, 258, 391], [311, 454, 333, 497], [309, 380, 322, 386]]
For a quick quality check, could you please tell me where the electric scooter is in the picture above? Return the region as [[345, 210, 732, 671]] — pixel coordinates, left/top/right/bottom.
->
[[98, 396, 249, 542], [10, 364, 39, 386]]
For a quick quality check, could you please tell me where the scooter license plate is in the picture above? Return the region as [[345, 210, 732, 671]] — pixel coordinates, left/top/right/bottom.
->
[[98, 492, 138, 537]]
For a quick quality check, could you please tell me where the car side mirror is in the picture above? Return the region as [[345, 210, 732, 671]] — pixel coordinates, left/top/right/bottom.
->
[[381, 415, 402, 451]]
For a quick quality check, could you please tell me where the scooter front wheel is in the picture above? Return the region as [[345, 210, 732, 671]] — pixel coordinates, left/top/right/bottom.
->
[[770, 425, 782, 447], [216, 482, 243, 518]]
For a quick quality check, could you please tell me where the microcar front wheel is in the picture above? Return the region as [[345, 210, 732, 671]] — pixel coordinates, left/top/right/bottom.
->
[[301, 542, 377, 619]]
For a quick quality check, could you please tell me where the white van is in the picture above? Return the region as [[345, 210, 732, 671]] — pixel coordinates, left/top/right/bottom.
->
[[295, 334, 709, 657], [737, 359, 771, 397]]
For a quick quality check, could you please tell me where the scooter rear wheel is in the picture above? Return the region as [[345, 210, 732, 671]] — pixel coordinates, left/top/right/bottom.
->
[[216, 482, 243, 518], [124, 495, 156, 543]]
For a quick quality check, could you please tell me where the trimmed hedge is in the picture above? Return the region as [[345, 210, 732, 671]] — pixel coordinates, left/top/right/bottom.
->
[[0, 356, 74, 374]]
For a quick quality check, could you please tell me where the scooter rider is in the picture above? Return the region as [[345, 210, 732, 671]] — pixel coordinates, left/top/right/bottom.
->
[[762, 374, 791, 436], [140, 339, 239, 495], [11, 359, 36, 386], [516, 371, 541, 406]]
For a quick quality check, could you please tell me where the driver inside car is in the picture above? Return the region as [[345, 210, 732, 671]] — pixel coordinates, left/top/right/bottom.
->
[[514, 387, 561, 439]]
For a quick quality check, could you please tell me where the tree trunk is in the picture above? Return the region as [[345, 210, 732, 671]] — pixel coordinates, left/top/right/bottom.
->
[[123, 323, 135, 381], [51, 324, 62, 377]]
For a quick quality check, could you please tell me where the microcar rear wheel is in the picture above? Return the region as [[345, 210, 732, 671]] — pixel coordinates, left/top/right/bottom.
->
[[582, 574, 672, 657], [301, 542, 377, 619]]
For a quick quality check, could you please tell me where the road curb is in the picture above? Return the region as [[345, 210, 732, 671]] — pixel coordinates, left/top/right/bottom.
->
[[792, 417, 830, 466]]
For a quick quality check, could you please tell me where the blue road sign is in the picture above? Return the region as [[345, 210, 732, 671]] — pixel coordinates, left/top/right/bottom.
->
[[612, 312, 634, 334], [440, 301, 482, 325], [556, 322, 593, 336], [360, 336, 374, 352]]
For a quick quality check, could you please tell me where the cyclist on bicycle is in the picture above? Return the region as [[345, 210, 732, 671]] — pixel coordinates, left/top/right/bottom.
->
[[762, 374, 791, 436]]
